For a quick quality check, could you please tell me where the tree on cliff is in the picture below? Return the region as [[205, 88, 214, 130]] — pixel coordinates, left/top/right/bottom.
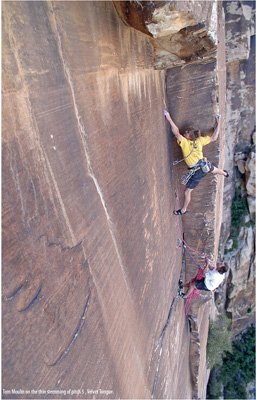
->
[[207, 324, 256, 399]]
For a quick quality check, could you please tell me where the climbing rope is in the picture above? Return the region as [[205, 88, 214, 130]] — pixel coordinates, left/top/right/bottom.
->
[[177, 239, 207, 267], [184, 289, 201, 315], [181, 239, 206, 258], [181, 238, 215, 265], [181, 168, 199, 185], [176, 238, 214, 314]]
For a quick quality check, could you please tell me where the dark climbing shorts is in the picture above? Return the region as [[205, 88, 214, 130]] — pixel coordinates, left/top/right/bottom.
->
[[195, 278, 209, 291], [186, 161, 215, 189]]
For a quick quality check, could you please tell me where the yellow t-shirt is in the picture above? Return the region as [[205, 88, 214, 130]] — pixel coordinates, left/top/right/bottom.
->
[[177, 135, 211, 167]]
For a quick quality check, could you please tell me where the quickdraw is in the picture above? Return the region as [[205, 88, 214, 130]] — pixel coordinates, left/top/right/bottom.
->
[[177, 238, 205, 257], [181, 158, 211, 185], [181, 239, 206, 258], [181, 166, 200, 185], [177, 239, 211, 268]]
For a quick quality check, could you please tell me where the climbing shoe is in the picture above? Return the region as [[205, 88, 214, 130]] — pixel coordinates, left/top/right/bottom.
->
[[178, 279, 183, 289], [173, 209, 188, 216], [178, 289, 185, 298]]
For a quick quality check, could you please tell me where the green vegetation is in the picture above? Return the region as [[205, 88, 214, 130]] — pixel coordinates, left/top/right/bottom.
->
[[207, 367, 223, 399], [207, 325, 256, 399], [227, 187, 249, 250], [221, 325, 256, 399], [207, 314, 232, 370]]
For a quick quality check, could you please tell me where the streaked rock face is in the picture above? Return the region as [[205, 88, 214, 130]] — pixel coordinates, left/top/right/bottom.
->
[[3, 1, 194, 398], [4, 0, 252, 398], [225, 0, 255, 62]]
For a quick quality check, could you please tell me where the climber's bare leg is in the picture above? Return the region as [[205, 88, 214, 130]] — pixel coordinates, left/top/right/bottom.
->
[[181, 188, 193, 213]]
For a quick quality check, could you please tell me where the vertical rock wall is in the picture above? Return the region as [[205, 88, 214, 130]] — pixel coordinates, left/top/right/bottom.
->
[[166, 61, 221, 263], [2, 1, 231, 399], [166, 2, 226, 396], [218, 0, 255, 335], [166, 60, 221, 399], [2, 1, 193, 399]]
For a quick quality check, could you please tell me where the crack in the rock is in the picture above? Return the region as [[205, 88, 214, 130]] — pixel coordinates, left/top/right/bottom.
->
[[37, 233, 83, 252], [38, 233, 89, 272], [48, 2, 132, 298], [151, 240, 185, 398], [46, 292, 91, 367], [19, 286, 42, 312], [3, 281, 28, 301], [151, 295, 179, 398], [248, 252, 255, 280]]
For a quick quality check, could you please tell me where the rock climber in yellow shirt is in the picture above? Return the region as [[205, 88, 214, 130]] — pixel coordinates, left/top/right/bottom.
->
[[164, 111, 229, 215]]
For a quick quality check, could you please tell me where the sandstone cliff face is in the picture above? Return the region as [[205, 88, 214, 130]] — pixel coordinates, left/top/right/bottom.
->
[[3, 1, 193, 398], [113, 1, 218, 69], [217, 0, 255, 336], [2, 1, 241, 399]]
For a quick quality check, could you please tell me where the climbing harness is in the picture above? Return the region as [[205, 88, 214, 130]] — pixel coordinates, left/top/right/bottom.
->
[[181, 157, 211, 185], [181, 166, 200, 185]]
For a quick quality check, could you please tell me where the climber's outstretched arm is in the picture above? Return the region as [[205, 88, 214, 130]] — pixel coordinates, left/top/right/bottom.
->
[[164, 110, 183, 142], [210, 113, 222, 142], [204, 256, 215, 270]]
